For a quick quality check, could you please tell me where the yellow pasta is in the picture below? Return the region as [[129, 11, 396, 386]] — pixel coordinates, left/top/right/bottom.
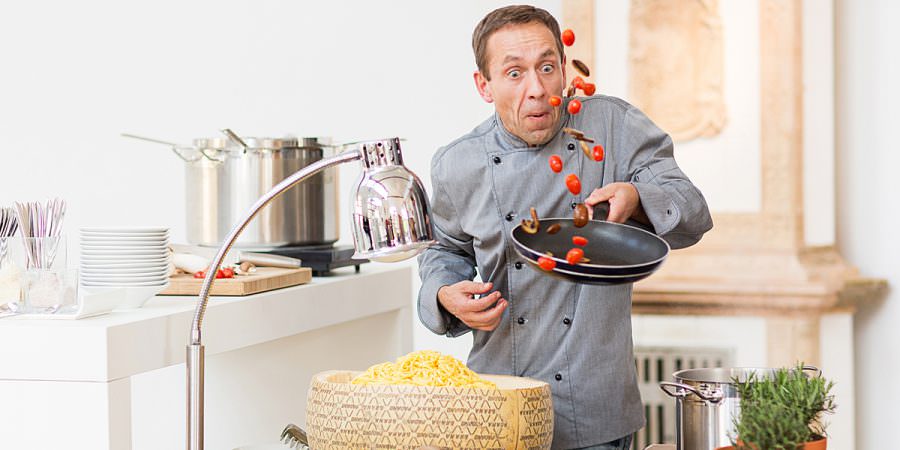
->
[[351, 350, 497, 389]]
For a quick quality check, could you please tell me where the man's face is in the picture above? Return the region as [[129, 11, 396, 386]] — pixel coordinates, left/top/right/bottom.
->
[[475, 22, 566, 146]]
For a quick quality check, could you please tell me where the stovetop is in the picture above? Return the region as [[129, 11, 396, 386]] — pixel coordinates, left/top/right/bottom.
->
[[262, 244, 368, 276]]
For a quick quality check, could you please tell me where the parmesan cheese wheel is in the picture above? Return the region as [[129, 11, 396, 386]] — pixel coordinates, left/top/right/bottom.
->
[[306, 370, 554, 450]]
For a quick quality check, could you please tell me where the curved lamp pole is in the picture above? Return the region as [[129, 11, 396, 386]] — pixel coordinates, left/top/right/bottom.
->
[[186, 138, 434, 450]]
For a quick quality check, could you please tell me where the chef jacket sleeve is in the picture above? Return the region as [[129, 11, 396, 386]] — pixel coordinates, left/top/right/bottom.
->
[[619, 106, 714, 249], [416, 165, 476, 337]]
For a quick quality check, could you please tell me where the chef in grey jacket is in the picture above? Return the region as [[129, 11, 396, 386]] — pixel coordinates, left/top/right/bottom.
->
[[417, 6, 713, 450]]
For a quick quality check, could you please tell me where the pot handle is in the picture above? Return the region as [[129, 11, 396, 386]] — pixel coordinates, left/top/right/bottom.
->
[[120, 133, 205, 163], [801, 365, 822, 377], [660, 381, 724, 403]]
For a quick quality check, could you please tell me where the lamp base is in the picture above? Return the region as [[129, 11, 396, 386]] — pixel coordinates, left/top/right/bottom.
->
[[263, 245, 366, 276]]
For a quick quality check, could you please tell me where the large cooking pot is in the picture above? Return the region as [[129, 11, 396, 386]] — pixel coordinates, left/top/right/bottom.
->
[[659, 366, 820, 450], [181, 136, 339, 248]]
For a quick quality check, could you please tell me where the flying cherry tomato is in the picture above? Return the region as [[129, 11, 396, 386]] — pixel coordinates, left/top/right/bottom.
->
[[582, 83, 596, 96], [572, 76, 585, 89], [592, 145, 604, 161], [538, 256, 557, 271], [561, 29, 575, 46], [573, 236, 589, 246], [565, 173, 582, 195], [549, 95, 562, 107], [567, 99, 582, 115], [566, 248, 585, 265], [549, 155, 563, 173]]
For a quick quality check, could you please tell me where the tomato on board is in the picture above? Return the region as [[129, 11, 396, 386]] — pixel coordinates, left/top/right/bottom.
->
[[193, 271, 205, 279], [565, 173, 582, 195], [566, 248, 585, 265], [537, 256, 557, 271], [549, 95, 562, 107], [549, 155, 563, 173], [592, 145, 604, 161], [573, 236, 588, 246], [567, 99, 582, 115], [561, 29, 575, 46]]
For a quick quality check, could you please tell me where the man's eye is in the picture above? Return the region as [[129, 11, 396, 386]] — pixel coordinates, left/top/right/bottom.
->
[[541, 64, 555, 73], [507, 70, 521, 79]]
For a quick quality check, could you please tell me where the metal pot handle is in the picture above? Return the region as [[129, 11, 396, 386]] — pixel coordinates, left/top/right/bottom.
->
[[801, 365, 822, 377], [120, 133, 207, 163], [659, 381, 724, 403]]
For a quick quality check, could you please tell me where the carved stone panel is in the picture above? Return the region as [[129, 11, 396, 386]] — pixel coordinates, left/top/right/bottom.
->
[[628, 0, 727, 142]]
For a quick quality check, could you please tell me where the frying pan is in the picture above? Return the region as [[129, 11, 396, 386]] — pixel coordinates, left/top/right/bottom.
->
[[510, 204, 670, 284]]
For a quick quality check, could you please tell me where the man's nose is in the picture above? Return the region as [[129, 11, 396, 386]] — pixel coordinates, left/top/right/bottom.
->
[[525, 71, 547, 99]]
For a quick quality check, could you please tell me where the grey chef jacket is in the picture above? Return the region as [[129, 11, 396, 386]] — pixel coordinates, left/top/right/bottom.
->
[[417, 95, 713, 449]]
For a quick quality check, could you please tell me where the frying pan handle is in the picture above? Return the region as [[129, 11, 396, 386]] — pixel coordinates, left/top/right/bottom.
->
[[591, 201, 610, 221], [659, 381, 724, 403]]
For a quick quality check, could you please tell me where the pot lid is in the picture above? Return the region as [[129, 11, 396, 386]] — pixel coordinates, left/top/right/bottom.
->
[[191, 136, 330, 151]]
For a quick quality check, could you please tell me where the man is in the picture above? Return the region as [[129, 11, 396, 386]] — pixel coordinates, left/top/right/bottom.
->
[[417, 5, 712, 449]]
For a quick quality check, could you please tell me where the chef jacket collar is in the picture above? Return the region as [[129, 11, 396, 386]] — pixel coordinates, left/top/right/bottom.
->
[[494, 108, 571, 151]]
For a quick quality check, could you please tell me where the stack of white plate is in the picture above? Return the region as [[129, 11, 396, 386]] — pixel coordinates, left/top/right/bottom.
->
[[79, 227, 171, 309]]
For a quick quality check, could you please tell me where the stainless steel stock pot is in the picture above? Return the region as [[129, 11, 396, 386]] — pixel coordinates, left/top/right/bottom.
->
[[181, 136, 338, 248], [659, 366, 820, 450]]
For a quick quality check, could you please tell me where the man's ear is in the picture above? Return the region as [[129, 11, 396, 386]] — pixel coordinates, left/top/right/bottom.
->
[[560, 55, 568, 93], [474, 71, 493, 103]]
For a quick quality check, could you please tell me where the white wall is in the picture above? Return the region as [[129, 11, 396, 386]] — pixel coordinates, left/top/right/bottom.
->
[[835, 1, 900, 448]]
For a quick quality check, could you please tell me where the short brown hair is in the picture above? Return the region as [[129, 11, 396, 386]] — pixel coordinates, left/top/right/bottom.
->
[[472, 5, 564, 81]]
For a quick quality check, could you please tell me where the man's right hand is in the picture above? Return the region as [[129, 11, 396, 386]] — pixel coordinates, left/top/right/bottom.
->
[[437, 281, 508, 331]]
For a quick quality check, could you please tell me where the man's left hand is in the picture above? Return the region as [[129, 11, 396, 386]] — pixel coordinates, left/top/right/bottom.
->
[[584, 182, 646, 224]]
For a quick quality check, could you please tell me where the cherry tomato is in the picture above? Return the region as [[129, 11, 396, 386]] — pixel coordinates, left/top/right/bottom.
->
[[567, 99, 582, 115], [572, 76, 585, 89], [566, 248, 585, 265], [193, 271, 205, 279], [537, 256, 557, 271], [221, 267, 235, 278], [549, 95, 562, 107], [561, 29, 575, 47], [573, 236, 589, 246], [565, 173, 582, 195], [582, 82, 596, 96], [215, 268, 227, 279], [549, 155, 563, 173], [592, 145, 604, 161]]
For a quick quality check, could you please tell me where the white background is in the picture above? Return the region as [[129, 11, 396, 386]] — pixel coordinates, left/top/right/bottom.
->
[[0, 0, 896, 448]]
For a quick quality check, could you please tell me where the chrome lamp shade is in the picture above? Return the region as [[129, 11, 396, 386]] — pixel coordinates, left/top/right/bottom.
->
[[350, 138, 435, 262], [187, 137, 433, 450]]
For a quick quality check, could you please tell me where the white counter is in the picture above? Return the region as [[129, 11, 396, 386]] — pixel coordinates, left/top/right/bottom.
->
[[0, 264, 414, 450]]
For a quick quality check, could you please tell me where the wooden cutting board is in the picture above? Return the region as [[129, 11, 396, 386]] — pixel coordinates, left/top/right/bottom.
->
[[159, 267, 312, 296]]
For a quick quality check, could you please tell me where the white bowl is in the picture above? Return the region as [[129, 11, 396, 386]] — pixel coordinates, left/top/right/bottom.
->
[[81, 284, 168, 310]]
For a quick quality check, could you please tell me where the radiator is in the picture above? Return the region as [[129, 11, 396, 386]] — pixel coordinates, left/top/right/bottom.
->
[[630, 346, 733, 450]]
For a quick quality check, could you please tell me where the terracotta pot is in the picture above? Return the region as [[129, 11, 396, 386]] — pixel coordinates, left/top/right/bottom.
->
[[715, 437, 827, 450]]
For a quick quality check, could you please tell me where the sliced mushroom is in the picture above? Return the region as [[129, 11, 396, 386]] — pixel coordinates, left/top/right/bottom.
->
[[580, 141, 592, 158], [521, 207, 541, 234], [572, 59, 591, 77], [546, 223, 562, 234], [562, 127, 595, 143]]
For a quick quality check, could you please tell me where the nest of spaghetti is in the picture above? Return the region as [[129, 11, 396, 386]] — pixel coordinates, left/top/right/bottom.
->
[[306, 350, 554, 450]]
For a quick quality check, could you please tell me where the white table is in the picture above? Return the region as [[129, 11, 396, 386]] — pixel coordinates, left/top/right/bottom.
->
[[0, 264, 413, 450]]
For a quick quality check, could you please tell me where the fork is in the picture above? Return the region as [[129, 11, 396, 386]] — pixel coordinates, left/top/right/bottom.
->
[[280, 423, 309, 449]]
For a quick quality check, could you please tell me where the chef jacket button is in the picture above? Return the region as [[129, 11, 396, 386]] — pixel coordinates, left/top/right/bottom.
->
[[563, 317, 572, 325], [570, 201, 577, 209], [517, 317, 526, 325], [555, 373, 563, 381], [493, 156, 502, 164], [505, 213, 515, 221], [515, 261, 523, 270], [567, 143, 576, 151], [667, 209, 672, 215]]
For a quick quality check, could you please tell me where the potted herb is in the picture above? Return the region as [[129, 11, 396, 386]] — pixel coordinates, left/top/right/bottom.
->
[[717, 363, 836, 450]]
